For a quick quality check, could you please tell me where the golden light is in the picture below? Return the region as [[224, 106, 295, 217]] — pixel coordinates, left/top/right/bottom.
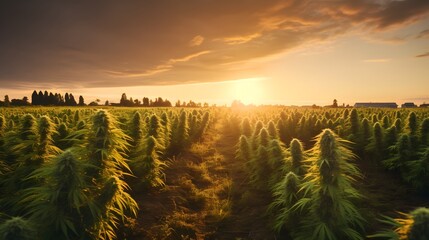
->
[[228, 78, 267, 105]]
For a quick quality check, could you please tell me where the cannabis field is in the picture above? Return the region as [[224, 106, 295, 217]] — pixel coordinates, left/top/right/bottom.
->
[[0, 106, 428, 240]]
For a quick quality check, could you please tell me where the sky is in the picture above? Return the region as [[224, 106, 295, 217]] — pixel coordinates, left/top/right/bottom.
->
[[0, 0, 428, 106]]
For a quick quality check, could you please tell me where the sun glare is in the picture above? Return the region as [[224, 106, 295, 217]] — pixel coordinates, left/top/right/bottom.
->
[[228, 78, 266, 105]]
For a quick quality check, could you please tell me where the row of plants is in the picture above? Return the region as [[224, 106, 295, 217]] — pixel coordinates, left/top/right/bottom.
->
[[229, 107, 429, 239], [0, 107, 212, 239]]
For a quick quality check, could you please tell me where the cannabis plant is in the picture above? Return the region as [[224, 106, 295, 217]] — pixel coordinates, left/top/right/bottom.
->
[[0, 217, 37, 240], [370, 207, 429, 240], [420, 118, 429, 146], [293, 129, 364, 240], [22, 150, 91, 239], [270, 171, 302, 232], [241, 118, 252, 137], [131, 135, 166, 188], [289, 138, 306, 177], [84, 110, 138, 239]]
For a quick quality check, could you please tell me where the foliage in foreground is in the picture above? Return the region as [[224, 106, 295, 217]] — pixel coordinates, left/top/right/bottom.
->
[[369, 207, 429, 240]]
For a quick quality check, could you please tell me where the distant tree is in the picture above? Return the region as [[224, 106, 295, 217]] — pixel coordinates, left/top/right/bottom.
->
[[105, 100, 109, 106], [4, 95, 10, 106], [120, 93, 127, 106], [10, 98, 30, 106], [68, 94, 76, 106], [164, 99, 172, 107], [54, 93, 60, 105], [22, 96, 29, 104], [78, 95, 85, 106], [58, 93, 64, 105], [175, 100, 181, 107], [65, 93, 70, 106], [43, 91, 49, 104], [31, 91, 39, 105], [142, 97, 149, 107], [47, 92, 54, 105], [333, 99, 338, 108], [37, 91, 44, 105]]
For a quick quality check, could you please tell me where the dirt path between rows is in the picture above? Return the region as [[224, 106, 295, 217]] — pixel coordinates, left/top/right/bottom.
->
[[128, 119, 234, 239]]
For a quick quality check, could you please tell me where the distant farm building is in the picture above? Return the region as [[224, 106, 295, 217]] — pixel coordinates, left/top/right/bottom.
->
[[419, 103, 429, 108], [354, 102, 398, 108], [401, 102, 417, 108]]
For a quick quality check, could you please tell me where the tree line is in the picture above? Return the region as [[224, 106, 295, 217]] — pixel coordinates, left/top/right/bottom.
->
[[0, 91, 210, 107], [31, 90, 84, 106], [117, 93, 173, 107]]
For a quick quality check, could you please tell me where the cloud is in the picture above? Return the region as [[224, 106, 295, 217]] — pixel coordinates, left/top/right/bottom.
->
[[416, 52, 429, 58], [167, 51, 211, 63], [363, 58, 391, 63], [0, 0, 428, 89], [189, 35, 204, 46], [417, 28, 429, 38], [372, 0, 429, 29], [105, 66, 172, 78], [105, 51, 211, 78], [217, 33, 261, 45]]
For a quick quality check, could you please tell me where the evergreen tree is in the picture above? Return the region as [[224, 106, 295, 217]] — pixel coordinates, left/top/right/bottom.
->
[[43, 91, 49, 105], [69, 94, 77, 106], [64, 93, 70, 106], [48, 92, 55, 105], [120, 93, 128, 106], [79, 95, 85, 106], [31, 90, 39, 105], [38, 91, 44, 105]]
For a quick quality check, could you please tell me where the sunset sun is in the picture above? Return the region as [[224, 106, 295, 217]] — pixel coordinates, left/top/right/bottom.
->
[[229, 78, 266, 105]]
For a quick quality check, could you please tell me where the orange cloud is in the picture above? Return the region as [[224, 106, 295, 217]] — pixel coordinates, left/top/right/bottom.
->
[[167, 50, 211, 63], [189, 35, 204, 46], [218, 33, 261, 45], [104, 51, 211, 78]]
